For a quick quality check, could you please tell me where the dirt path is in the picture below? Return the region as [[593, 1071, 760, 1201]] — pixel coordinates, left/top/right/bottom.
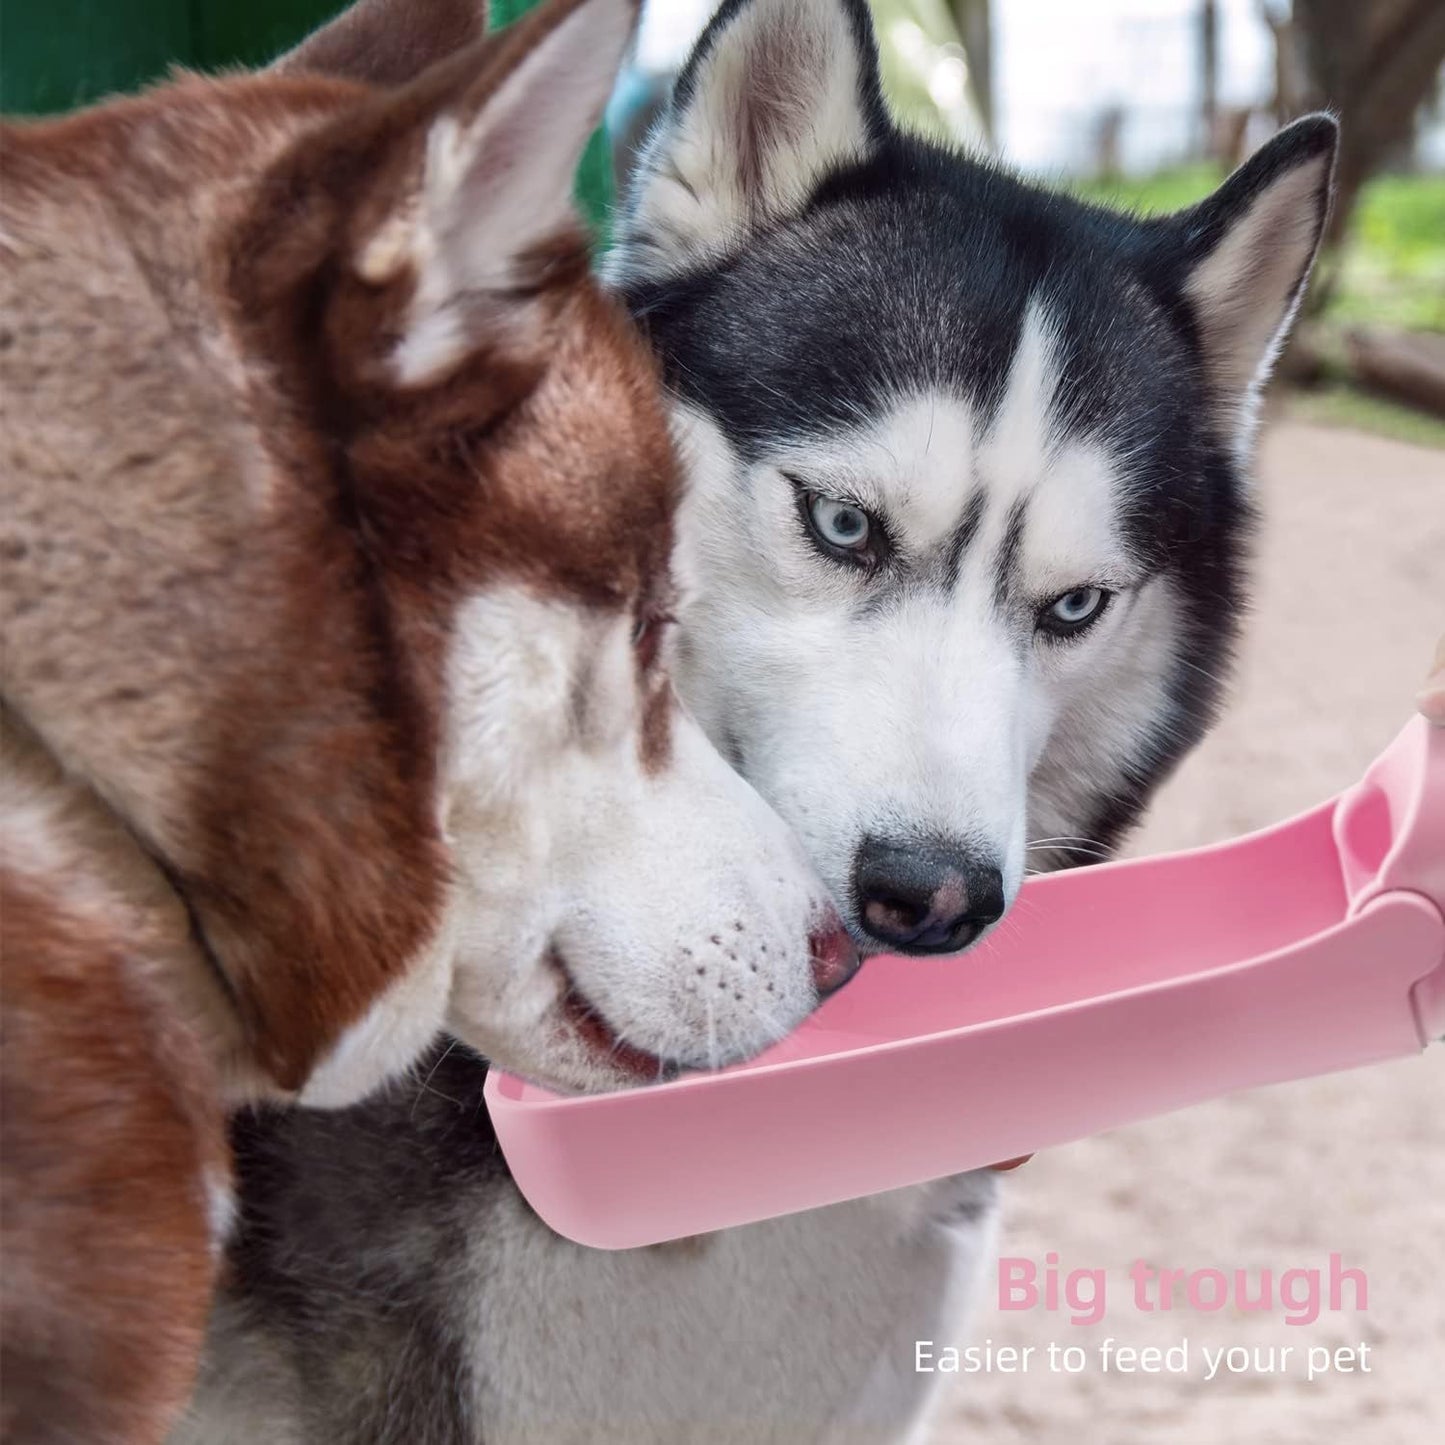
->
[[933, 419, 1445, 1444]]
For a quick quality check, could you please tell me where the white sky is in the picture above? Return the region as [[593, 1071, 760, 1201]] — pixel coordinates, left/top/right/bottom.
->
[[994, 0, 1275, 173], [629, 1, 1441, 176]]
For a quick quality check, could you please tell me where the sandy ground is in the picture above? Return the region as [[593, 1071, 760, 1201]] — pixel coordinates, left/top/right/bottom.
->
[[932, 418, 1445, 1444]]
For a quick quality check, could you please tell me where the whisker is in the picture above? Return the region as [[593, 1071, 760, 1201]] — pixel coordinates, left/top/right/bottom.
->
[[410, 1038, 460, 1119], [1027, 843, 1111, 857]]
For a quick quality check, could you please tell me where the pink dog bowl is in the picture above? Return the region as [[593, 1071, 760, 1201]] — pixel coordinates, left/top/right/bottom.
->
[[486, 716, 1445, 1249]]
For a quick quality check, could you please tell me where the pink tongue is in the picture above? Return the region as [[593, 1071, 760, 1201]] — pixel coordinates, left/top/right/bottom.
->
[[808, 918, 861, 997]]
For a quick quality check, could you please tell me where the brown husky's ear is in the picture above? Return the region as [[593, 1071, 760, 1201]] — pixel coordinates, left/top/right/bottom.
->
[[241, 0, 636, 389], [384, 0, 635, 383], [271, 0, 488, 88]]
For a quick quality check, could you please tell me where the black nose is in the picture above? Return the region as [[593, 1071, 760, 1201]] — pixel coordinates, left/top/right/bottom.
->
[[852, 838, 1005, 954]]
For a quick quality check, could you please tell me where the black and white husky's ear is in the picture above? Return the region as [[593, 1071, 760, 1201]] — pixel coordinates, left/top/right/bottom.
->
[[272, 0, 489, 86], [1165, 114, 1337, 449], [609, 0, 888, 286]]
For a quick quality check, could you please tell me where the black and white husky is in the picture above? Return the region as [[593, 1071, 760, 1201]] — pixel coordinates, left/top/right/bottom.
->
[[177, 0, 1335, 1440]]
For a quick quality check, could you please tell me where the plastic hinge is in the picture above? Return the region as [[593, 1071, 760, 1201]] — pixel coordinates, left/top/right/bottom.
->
[[1334, 716, 1445, 1041]]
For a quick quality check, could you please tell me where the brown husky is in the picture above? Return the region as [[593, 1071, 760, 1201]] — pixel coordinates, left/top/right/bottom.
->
[[0, 0, 851, 1436]]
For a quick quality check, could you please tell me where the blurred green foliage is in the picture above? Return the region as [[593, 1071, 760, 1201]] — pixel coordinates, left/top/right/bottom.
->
[[870, 0, 984, 146], [1071, 163, 1225, 215], [1286, 384, 1445, 450], [1327, 175, 1445, 334]]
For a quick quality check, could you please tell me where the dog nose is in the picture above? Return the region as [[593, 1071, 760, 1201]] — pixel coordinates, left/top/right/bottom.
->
[[853, 838, 1005, 954], [809, 914, 861, 998]]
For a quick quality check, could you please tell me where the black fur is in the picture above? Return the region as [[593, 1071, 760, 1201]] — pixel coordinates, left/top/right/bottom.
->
[[216, 1045, 503, 1443], [940, 490, 986, 591]]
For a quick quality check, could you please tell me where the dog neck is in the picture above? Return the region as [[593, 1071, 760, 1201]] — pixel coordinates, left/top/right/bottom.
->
[[0, 80, 451, 1092]]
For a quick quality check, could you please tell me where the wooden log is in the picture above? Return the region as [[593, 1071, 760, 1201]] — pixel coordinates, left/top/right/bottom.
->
[[1344, 328, 1445, 418]]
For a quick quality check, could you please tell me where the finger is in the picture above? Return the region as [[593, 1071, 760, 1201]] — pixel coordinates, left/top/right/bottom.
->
[[1419, 634, 1445, 727]]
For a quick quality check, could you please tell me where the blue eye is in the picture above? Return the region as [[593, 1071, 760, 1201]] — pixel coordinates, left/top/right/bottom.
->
[[807, 494, 872, 552], [786, 473, 889, 572], [1038, 587, 1111, 637]]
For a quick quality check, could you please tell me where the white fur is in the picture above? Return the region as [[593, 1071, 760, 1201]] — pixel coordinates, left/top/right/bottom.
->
[[979, 300, 1062, 501], [296, 580, 834, 1103], [455, 1174, 1001, 1445], [671, 299, 1150, 932], [435, 586, 831, 1092], [0, 763, 125, 930], [204, 1171, 237, 1258], [299, 914, 457, 1106]]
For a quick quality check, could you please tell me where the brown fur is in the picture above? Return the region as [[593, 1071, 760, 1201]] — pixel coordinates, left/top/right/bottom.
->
[[1, 0, 671, 1436], [271, 0, 490, 87], [1, 69, 452, 1089], [0, 0, 665, 1091], [1, 714, 229, 1445]]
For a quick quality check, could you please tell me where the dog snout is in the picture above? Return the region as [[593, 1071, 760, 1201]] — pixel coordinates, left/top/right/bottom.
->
[[808, 913, 861, 998], [852, 837, 1005, 954]]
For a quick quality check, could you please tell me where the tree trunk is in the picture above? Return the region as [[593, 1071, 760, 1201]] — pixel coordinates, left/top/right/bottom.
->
[[1346, 330, 1445, 418], [1291, 0, 1445, 250]]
